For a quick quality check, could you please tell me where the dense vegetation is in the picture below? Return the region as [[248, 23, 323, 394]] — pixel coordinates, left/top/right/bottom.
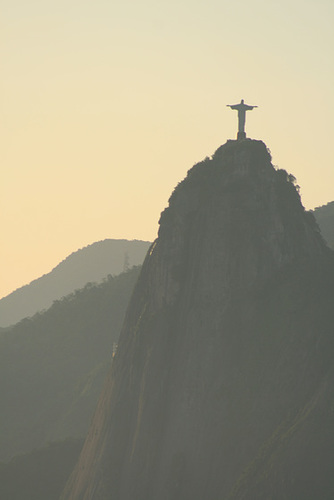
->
[[0, 266, 141, 462], [0, 438, 83, 500]]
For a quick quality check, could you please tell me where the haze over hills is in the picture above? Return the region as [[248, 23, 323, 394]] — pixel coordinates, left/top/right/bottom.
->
[[313, 201, 334, 250], [1, 208, 332, 330], [62, 139, 334, 500], [1, 148, 333, 499], [0, 266, 140, 462], [0, 239, 150, 327], [0, 438, 84, 500]]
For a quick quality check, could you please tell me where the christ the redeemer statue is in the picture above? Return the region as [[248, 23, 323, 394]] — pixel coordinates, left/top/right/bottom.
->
[[227, 99, 257, 140]]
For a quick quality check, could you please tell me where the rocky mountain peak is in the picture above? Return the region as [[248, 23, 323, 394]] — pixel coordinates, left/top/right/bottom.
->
[[62, 139, 334, 500], [150, 139, 325, 308]]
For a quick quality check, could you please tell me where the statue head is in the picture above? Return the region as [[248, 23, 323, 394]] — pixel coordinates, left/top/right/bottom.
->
[[241, 99, 244, 104]]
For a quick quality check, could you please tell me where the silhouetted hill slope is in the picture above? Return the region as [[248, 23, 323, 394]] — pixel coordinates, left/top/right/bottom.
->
[[0, 239, 150, 327], [62, 139, 334, 500], [0, 438, 83, 500], [0, 266, 140, 462], [313, 201, 334, 250]]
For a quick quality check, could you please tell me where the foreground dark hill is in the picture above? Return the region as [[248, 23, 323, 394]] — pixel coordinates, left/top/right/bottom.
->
[[0, 267, 140, 462], [313, 201, 334, 250], [0, 239, 150, 327], [0, 438, 83, 500], [62, 139, 334, 500]]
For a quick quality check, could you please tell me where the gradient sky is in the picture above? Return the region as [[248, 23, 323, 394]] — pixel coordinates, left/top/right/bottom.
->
[[1, 0, 334, 298]]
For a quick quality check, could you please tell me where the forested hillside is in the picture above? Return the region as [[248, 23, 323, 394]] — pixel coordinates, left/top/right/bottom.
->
[[0, 439, 83, 500], [0, 266, 141, 462], [0, 239, 150, 327]]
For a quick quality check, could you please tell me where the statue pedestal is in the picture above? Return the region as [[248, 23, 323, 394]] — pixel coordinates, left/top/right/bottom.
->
[[237, 131, 246, 140]]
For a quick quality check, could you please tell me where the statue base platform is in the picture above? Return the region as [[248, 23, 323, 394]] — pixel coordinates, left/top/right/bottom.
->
[[237, 131, 246, 140]]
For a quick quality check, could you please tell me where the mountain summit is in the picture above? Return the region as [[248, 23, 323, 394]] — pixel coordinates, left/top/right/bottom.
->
[[62, 139, 334, 500]]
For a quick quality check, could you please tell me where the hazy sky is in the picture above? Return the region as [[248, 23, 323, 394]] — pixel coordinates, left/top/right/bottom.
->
[[1, 0, 333, 298]]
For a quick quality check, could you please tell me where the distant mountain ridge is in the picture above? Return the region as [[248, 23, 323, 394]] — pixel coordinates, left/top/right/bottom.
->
[[0, 239, 151, 327], [313, 201, 334, 250], [1, 216, 332, 329]]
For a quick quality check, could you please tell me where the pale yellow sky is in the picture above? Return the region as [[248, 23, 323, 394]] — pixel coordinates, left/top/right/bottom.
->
[[1, 0, 334, 298]]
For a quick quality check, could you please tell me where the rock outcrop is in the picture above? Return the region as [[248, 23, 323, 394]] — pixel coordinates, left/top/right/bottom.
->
[[62, 139, 334, 500]]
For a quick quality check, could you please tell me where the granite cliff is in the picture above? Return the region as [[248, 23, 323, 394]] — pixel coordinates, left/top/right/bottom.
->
[[62, 139, 334, 500]]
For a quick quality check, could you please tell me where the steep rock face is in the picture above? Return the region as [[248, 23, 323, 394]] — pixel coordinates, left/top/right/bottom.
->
[[62, 140, 334, 500]]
